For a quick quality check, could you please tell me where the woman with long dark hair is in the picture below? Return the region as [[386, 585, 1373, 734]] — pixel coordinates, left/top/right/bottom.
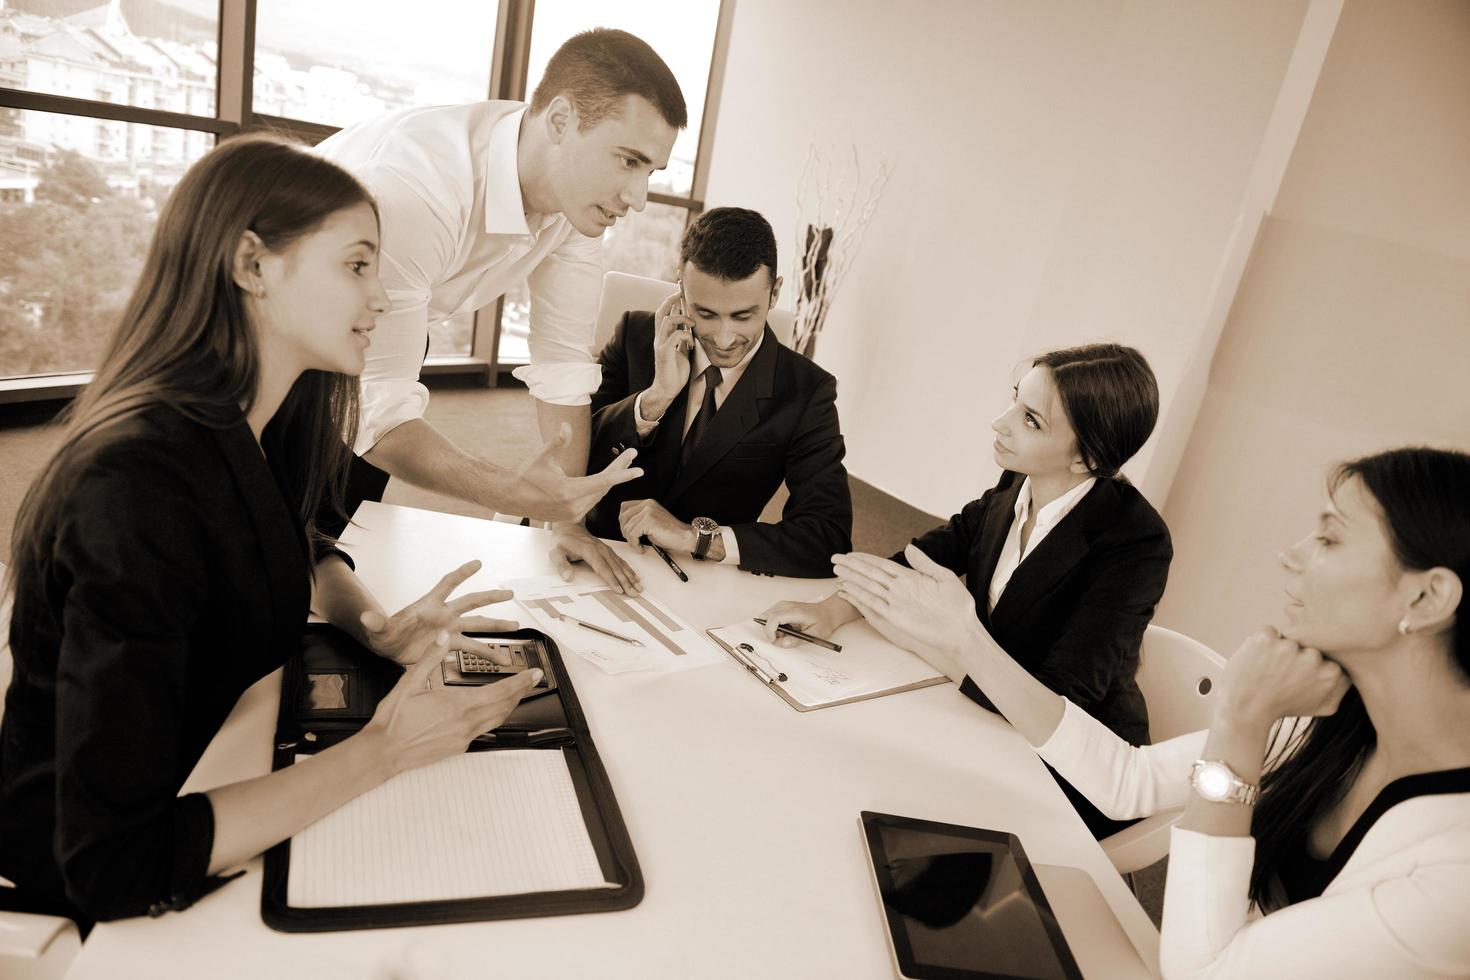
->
[[762, 343, 1170, 837], [833, 447, 1470, 976], [0, 136, 541, 924]]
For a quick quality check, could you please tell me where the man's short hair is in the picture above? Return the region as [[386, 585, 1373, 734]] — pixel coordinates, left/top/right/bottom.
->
[[680, 208, 778, 285], [530, 29, 687, 131]]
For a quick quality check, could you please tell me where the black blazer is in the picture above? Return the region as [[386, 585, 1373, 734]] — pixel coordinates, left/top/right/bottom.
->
[[0, 405, 325, 921], [586, 313, 852, 578], [898, 470, 1172, 746]]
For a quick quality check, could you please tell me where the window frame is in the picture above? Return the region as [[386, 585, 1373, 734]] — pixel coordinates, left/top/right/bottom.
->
[[0, 0, 730, 398]]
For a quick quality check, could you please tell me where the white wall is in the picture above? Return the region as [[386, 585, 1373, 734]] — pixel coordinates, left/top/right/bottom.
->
[[1155, 0, 1470, 654], [704, 0, 1310, 515]]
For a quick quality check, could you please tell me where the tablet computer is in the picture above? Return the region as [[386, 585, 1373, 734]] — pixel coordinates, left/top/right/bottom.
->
[[860, 811, 1083, 980]]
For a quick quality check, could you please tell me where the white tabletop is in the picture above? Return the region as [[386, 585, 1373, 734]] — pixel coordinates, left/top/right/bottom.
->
[[66, 502, 1158, 979]]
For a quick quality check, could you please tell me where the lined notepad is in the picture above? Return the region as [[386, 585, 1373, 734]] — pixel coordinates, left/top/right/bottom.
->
[[287, 749, 614, 907]]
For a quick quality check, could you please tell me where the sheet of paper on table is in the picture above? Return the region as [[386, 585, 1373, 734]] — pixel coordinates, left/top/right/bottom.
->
[[286, 749, 614, 907], [707, 618, 947, 711], [509, 580, 725, 674]]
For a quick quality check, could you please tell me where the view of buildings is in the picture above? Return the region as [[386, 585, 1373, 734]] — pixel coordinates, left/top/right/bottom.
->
[[0, 0, 706, 377]]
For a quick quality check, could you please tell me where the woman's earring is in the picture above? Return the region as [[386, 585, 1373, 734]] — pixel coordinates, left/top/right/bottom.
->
[[1397, 618, 1413, 636]]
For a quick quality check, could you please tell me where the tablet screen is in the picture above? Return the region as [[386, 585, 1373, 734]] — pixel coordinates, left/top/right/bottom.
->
[[861, 811, 1081, 980]]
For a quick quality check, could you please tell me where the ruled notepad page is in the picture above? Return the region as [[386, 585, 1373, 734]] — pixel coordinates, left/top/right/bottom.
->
[[286, 749, 614, 907]]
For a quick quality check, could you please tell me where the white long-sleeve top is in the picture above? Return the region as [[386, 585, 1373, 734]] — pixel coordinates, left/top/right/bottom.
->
[[1036, 699, 1470, 978], [316, 101, 605, 454]]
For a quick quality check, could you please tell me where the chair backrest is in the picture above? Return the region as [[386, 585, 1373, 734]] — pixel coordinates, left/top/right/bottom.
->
[[593, 270, 794, 357], [1136, 625, 1227, 743]]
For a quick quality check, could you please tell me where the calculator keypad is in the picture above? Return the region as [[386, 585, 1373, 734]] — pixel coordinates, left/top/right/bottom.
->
[[457, 647, 528, 673]]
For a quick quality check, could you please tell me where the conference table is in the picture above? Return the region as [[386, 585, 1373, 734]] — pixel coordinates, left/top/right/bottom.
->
[[65, 502, 1159, 979]]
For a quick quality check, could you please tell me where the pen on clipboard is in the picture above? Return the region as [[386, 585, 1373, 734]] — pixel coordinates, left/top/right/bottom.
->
[[642, 537, 688, 582], [753, 618, 843, 653], [562, 614, 643, 646]]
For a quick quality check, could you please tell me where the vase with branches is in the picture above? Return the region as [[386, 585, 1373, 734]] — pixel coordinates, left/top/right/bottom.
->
[[791, 145, 894, 359]]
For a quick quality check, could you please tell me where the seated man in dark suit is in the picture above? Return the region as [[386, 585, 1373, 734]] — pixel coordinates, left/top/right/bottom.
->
[[549, 207, 852, 588]]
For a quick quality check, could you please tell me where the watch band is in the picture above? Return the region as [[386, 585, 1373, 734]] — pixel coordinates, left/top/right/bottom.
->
[[1190, 759, 1261, 806]]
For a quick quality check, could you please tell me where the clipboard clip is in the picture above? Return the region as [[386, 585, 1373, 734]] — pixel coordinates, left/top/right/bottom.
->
[[728, 641, 786, 685]]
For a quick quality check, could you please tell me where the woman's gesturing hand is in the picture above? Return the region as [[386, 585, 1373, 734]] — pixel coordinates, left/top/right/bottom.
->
[[362, 559, 520, 667], [365, 628, 543, 777], [832, 545, 983, 682]]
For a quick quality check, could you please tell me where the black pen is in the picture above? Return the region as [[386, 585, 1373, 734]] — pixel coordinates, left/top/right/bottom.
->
[[643, 537, 688, 582], [474, 727, 576, 748], [754, 618, 843, 652]]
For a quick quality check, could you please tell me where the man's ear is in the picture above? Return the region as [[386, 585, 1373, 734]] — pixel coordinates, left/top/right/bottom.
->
[[769, 274, 783, 309], [231, 230, 269, 295], [543, 94, 576, 145]]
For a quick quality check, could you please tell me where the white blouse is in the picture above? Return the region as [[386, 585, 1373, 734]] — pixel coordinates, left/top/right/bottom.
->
[[1036, 700, 1470, 978]]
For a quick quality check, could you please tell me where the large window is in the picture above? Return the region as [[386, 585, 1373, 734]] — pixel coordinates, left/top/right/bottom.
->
[[0, 0, 729, 390], [252, 1, 498, 129]]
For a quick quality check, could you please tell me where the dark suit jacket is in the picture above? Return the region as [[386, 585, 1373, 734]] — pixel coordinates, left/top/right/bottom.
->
[[898, 470, 1172, 747], [586, 313, 852, 578], [0, 405, 330, 921]]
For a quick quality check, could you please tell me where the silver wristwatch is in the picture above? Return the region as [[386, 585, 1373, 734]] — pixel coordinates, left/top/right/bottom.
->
[[691, 516, 719, 560], [1189, 759, 1260, 806]]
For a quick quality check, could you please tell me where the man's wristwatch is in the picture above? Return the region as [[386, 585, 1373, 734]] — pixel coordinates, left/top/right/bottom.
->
[[1189, 759, 1260, 806], [691, 516, 720, 560]]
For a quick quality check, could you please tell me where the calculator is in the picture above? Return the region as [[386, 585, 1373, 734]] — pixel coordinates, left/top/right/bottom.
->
[[440, 635, 555, 693]]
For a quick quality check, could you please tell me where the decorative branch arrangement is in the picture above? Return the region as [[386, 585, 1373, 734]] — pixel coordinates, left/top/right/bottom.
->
[[791, 145, 895, 358]]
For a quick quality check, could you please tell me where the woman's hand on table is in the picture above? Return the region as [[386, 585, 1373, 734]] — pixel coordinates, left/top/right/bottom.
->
[[361, 559, 520, 667], [364, 628, 543, 777], [832, 545, 984, 683], [758, 593, 860, 647]]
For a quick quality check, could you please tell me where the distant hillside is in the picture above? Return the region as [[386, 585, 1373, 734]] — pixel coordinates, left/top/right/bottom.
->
[[8, 0, 215, 45]]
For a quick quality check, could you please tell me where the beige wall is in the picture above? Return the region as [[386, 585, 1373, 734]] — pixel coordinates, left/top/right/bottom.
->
[[1155, 0, 1470, 654], [704, 0, 1310, 515]]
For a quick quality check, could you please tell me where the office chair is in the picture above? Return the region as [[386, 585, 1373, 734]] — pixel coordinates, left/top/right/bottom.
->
[[1102, 625, 1227, 875]]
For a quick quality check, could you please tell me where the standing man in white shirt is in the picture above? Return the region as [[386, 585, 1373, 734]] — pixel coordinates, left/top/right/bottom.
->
[[314, 29, 686, 529]]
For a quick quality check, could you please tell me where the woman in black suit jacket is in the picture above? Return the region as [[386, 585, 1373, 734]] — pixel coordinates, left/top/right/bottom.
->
[[763, 344, 1170, 836], [0, 137, 540, 925]]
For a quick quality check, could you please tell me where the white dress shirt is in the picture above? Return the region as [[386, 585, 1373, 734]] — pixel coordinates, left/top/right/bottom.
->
[[316, 101, 605, 454], [987, 476, 1097, 610], [1037, 700, 1470, 978], [626, 333, 766, 564]]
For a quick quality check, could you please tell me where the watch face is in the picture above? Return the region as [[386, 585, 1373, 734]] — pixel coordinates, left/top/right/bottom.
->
[[692, 517, 719, 534], [1196, 764, 1233, 801]]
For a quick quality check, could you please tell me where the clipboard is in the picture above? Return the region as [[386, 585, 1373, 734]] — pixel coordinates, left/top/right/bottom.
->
[[259, 624, 643, 932], [706, 621, 947, 713]]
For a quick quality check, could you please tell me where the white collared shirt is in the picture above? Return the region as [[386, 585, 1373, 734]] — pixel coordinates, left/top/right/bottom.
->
[[626, 332, 766, 565], [986, 476, 1097, 611], [317, 101, 605, 454]]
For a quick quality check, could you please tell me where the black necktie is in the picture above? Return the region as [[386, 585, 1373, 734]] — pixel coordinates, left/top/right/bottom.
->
[[680, 365, 723, 467]]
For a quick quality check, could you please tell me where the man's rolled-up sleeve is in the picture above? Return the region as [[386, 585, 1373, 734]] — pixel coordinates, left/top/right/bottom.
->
[[352, 165, 461, 455], [512, 226, 604, 405]]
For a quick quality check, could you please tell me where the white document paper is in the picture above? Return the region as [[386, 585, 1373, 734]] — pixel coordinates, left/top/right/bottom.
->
[[286, 749, 613, 907], [513, 582, 725, 674], [709, 619, 947, 710]]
